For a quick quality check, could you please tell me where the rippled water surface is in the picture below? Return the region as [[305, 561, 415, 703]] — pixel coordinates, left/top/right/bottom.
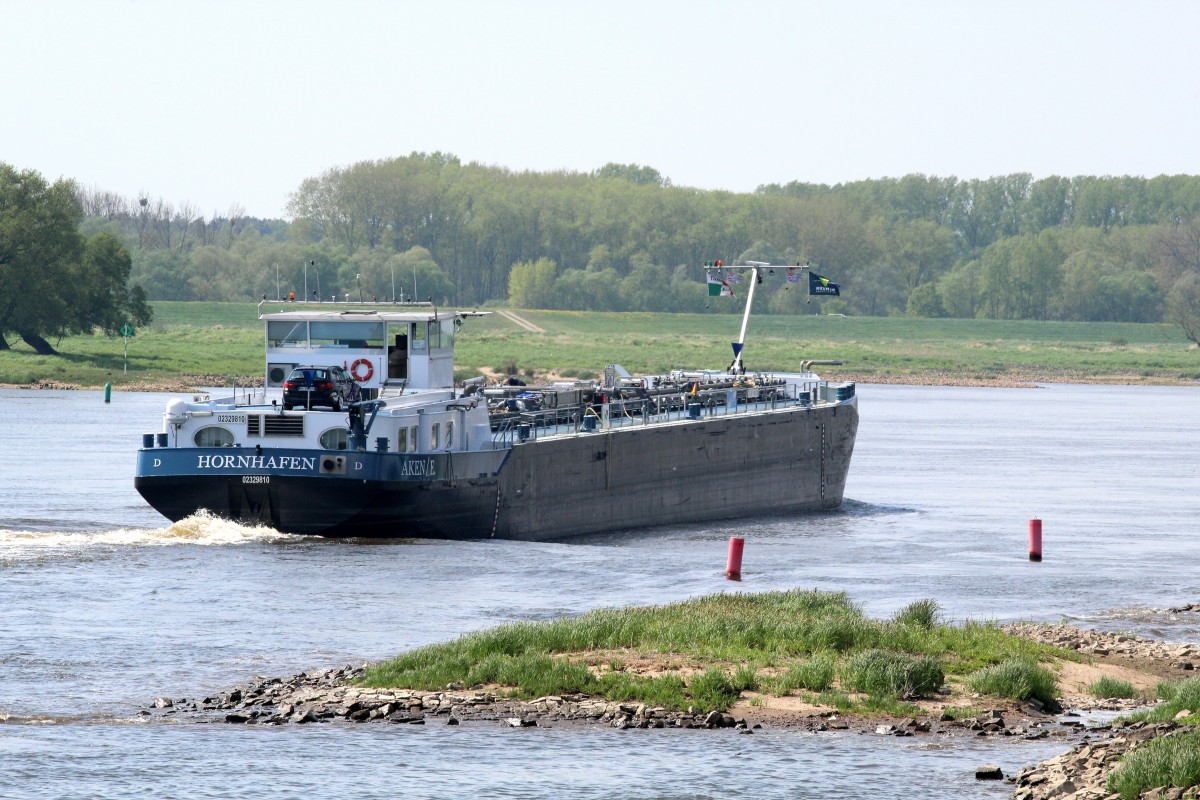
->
[[1, 383, 1197, 798]]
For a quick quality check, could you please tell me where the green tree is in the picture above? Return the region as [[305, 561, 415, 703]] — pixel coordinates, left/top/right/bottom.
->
[[1165, 271, 1200, 345], [71, 232, 152, 334], [936, 259, 982, 319], [0, 164, 150, 353], [507, 257, 557, 308], [906, 283, 947, 317]]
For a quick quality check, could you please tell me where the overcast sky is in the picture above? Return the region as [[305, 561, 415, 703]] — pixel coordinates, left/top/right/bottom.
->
[[5, 0, 1198, 219]]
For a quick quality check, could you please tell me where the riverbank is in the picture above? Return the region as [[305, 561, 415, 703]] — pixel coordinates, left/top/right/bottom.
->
[[0, 374, 265, 392], [3, 368, 1196, 392]]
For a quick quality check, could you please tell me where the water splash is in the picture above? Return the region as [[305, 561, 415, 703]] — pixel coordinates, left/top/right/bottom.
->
[[0, 510, 300, 552]]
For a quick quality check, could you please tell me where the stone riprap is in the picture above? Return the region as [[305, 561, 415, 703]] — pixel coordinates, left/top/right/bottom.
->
[[1010, 722, 1196, 800], [143, 667, 760, 731], [143, 668, 1088, 743], [1003, 622, 1198, 672]]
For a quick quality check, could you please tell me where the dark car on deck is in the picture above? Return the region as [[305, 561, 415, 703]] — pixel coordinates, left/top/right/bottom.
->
[[282, 365, 358, 411]]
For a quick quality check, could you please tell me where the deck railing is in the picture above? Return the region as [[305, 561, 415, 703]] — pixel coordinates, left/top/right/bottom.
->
[[490, 380, 853, 446]]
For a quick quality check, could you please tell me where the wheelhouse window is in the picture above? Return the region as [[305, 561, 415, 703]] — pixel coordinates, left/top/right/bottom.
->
[[429, 320, 454, 351], [311, 321, 385, 350], [194, 426, 235, 447], [268, 321, 307, 347]]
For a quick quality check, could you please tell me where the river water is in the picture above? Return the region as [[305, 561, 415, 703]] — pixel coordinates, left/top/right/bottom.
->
[[1, 383, 1197, 799]]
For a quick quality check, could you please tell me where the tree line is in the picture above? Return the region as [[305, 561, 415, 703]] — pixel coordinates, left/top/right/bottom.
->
[[6, 155, 1200, 351]]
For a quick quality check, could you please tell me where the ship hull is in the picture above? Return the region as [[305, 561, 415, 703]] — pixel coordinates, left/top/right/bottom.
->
[[135, 401, 858, 540]]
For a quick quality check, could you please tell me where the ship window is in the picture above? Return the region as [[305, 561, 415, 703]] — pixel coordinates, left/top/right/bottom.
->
[[311, 321, 385, 350], [445, 421, 453, 449], [429, 319, 454, 350], [194, 426, 235, 447], [412, 322, 427, 351], [268, 321, 307, 347], [409, 426, 417, 451], [319, 428, 349, 451], [431, 423, 440, 450], [397, 427, 407, 453]]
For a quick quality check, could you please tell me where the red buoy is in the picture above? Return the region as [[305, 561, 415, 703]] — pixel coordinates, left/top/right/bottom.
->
[[726, 536, 745, 579], [1029, 519, 1043, 562]]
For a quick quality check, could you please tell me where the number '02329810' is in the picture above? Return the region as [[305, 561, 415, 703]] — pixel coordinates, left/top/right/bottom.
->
[[242, 475, 270, 484]]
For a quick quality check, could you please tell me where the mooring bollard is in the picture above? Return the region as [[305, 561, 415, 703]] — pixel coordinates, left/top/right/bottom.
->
[[1029, 518, 1042, 562], [104, 382, 111, 403], [725, 536, 744, 579]]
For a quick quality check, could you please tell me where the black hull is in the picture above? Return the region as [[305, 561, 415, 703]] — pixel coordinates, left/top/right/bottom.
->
[[136, 402, 858, 540]]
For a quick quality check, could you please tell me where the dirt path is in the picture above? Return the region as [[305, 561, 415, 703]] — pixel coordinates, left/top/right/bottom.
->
[[496, 309, 545, 333]]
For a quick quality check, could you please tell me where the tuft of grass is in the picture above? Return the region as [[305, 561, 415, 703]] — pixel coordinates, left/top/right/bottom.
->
[[966, 656, 1059, 707], [1107, 729, 1200, 800], [839, 649, 944, 699], [688, 668, 741, 712], [595, 672, 686, 708], [815, 690, 853, 711], [892, 599, 941, 630], [939, 705, 984, 721], [1120, 676, 1200, 725], [1086, 676, 1138, 699], [761, 653, 837, 694]]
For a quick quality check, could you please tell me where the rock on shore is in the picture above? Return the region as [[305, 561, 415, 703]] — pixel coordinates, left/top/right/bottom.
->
[[1010, 722, 1194, 800], [1004, 623, 1199, 673]]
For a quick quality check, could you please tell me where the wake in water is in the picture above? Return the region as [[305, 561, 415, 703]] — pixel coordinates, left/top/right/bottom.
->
[[0, 510, 300, 552]]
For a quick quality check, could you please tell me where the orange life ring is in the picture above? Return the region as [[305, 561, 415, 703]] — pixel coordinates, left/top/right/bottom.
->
[[350, 358, 373, 382]]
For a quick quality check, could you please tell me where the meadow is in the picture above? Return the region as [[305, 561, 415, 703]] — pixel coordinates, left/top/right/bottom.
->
[[1, 302, 1197, 388]]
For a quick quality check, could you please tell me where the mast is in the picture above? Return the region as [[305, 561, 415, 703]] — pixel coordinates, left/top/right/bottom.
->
[[729, 263, 764, 373]]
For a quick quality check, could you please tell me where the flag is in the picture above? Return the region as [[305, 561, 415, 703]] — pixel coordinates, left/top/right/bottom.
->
[[725, 270, 742, 284], [808, 271, 840, 297], [785, 267, 801, 284], [707, 269, 734, 297]]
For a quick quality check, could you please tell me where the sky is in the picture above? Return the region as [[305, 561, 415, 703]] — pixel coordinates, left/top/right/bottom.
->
[[4, 0, 1199, 220]]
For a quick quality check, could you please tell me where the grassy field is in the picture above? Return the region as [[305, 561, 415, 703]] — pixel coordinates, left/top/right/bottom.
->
[[1, 301, 1197, 388]]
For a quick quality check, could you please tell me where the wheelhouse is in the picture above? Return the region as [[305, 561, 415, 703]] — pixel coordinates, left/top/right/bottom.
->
[[261, 301, 469, 397]]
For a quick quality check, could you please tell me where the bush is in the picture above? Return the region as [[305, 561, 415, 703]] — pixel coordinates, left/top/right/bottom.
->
[[1107, 730, 1200, 800], [840, 649, 944, 699], [967, 657, 1058, 707]]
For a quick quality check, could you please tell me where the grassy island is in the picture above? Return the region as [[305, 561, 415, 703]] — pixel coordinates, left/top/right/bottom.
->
[[356, 590, 1200, 798], [361, 590, 1071, 716]]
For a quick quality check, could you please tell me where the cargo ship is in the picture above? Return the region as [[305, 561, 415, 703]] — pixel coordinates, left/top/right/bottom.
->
[[134, 264, 858, 539]]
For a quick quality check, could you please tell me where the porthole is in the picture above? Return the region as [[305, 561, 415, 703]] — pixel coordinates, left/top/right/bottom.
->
[[193, 426, 235, 447], [319, 427, 349, 451]]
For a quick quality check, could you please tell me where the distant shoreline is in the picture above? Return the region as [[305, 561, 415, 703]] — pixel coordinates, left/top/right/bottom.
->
[[3, 370, 1196, 393]]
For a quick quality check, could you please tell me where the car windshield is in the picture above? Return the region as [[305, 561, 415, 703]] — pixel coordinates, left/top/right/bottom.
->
[[289, 369, 327, 381]]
